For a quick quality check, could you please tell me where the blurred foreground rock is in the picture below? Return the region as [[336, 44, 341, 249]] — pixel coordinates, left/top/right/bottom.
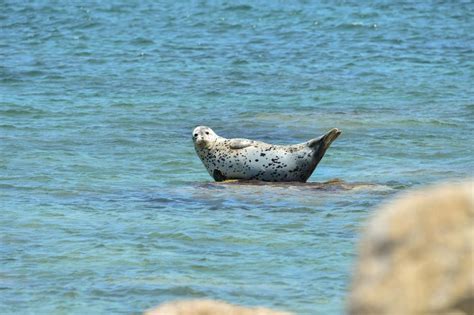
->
[[145, 299, 292, 315], [349, 181, 474, 315]]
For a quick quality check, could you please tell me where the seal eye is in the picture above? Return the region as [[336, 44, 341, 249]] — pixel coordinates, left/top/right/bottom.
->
[[205, 132, 209, 135], [193, 133, 198, 137]]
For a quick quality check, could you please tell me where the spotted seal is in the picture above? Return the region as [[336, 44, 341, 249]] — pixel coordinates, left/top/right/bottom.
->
[[192, 126, 342, 182]]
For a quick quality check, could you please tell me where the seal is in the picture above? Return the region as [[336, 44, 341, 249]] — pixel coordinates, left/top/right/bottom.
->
[[192, 126, 342, 182]]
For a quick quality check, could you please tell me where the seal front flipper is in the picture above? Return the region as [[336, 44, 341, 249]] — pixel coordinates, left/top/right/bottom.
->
[[228, 139, 254, 150], [213, 169, 227, 182]]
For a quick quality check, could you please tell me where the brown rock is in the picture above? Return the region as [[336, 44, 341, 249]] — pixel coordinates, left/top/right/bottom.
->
[[144, 299, 292, 315], [348, 181, 474, 315]]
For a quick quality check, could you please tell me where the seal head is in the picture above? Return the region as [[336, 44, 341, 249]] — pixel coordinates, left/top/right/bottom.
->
[[192, 126, 218, 149]]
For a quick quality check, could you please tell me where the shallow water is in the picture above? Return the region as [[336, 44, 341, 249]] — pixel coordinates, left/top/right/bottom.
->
[[1, 1, 473, 314]]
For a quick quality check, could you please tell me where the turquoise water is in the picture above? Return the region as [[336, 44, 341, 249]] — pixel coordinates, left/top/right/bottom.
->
[[1, 1, 473, 314]]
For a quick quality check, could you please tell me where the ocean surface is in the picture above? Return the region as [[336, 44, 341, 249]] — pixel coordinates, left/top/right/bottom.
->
[[1, 1, 473, 314]]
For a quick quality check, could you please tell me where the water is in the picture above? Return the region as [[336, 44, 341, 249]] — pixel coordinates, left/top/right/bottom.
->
[[1, 1, 473, 314]]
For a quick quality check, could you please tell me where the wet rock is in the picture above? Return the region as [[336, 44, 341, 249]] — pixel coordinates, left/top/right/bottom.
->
[[201, 178, 385, 191], [349, 181, 474, 315], [144, 299, 292, 315]]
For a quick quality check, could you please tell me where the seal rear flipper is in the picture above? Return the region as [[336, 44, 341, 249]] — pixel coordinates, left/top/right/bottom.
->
[[307, 128, 342, 149], [299, 128, 341, 182]]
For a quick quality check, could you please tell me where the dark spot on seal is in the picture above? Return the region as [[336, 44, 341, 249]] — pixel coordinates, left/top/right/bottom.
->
[[213, 169, 227, 182], [260, 153, 266, 157]]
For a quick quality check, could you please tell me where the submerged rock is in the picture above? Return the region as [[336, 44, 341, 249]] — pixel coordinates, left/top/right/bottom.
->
[[348, 181, 474, 315], [144, 299, 291, 315]]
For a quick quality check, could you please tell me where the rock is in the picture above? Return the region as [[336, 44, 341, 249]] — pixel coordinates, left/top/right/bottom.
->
[[144, 299, 292, 315], [348, 181, 474, 315]]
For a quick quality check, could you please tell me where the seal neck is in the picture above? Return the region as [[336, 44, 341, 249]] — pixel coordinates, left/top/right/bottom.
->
[[205, 137, 219, 150], [196, 137, 218, 152]]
